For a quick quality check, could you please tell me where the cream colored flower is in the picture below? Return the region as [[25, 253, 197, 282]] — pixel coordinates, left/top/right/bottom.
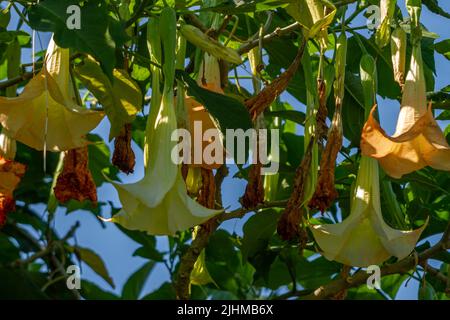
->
[[109, 74, 221, 236], [310, 156, 427, 267], [0, 37, 104, 151]]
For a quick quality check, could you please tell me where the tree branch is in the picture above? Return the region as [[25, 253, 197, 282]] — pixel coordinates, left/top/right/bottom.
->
[[237, 22, 301, 55], [175, 199, 288, 299], [0, 72, 34, 90], [420, 262, 449, 285]]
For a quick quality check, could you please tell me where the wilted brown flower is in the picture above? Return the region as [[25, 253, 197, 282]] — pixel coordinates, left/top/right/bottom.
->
[[245, 42, 306, 119], [54, 147, 97, 205], [112, 123, 135, 174], [309, 104, 342, 212], [242, 162, 264, 209], [277, 139, 315, 241], [198, 168, 216, 209]]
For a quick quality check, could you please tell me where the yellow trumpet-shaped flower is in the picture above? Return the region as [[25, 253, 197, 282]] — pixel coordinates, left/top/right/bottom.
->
[[108, 7, 221, 236], [110, 92, 221, 236], [361, 43, 450, 179], [310, 156, 427, 267], [0, 37, 104, 152]]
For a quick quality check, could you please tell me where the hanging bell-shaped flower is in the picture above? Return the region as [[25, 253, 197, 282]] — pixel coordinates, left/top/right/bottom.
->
[[107, 8, 221, 236], [361, 44, 450, 178], [0, 37, 104, 152], [310, 156, 427, 267]]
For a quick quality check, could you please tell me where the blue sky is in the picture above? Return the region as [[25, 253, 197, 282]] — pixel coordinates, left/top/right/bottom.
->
[[4, 1, 450, 299]]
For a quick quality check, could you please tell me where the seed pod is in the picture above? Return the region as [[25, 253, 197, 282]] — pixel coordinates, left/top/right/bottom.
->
[[390, 26, 407, 89], [179, 24, 242, 65]]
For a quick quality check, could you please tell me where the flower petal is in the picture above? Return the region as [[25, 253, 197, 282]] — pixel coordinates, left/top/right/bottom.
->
[[310, 156, 426, 267], [361, 106, 450, 179], [113, 172, 221, 235], [0, 38, 104, 151]]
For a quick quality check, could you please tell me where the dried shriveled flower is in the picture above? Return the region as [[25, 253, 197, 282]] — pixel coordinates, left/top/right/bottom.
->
[[277, 139, 315, 241], [309, 33, 347, 212], [309, 108, 342, 212], [0, 156, 26, 226], [245, 43, 305, 119], [0, 37, 104, 151], [198, 167, 216, 209], [242, 162, 264, 209], [54, 147, 97, 205], [112, 123, 136, 174]]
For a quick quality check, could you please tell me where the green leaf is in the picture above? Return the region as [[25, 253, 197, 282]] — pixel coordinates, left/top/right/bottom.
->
[[75, 57, 143, 139], [419, 280, 438, 300], [423, 0, 450, 19], [121, 261, 155, 299], [0, 6, 11, 29], [0, 268, 48, 299], [141, 282, 176, 300], [132, 246, 164, 261], [201, 0, 288, 14], [87, 134, 119, 185], [381, 274, 408, 299], [205, 230, 241, 293], [435, 39, 450, 60], [0, 234, 20, 263], [347, 285, 386, 300], [28, 0, 128, 76], [241, 209, 281, 260], [70, 246, 115, 288], [176, 70, 252, 133], [80, 280, 119, 300], [266, 110, 306, 125], [115, 224, 164, 261]]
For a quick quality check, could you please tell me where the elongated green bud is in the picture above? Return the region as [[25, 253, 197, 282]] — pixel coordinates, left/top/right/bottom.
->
[[333, 33, 347, 107], [145, 17, 163, 166], [390, 26, 407, 88], [179, 24, 242, 65], [375, 0, 397, 48], [176, 33, 188, 129], [160, 7, 177, 90], [360, 53, 377, 118], [381, 180, 409, 230]]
